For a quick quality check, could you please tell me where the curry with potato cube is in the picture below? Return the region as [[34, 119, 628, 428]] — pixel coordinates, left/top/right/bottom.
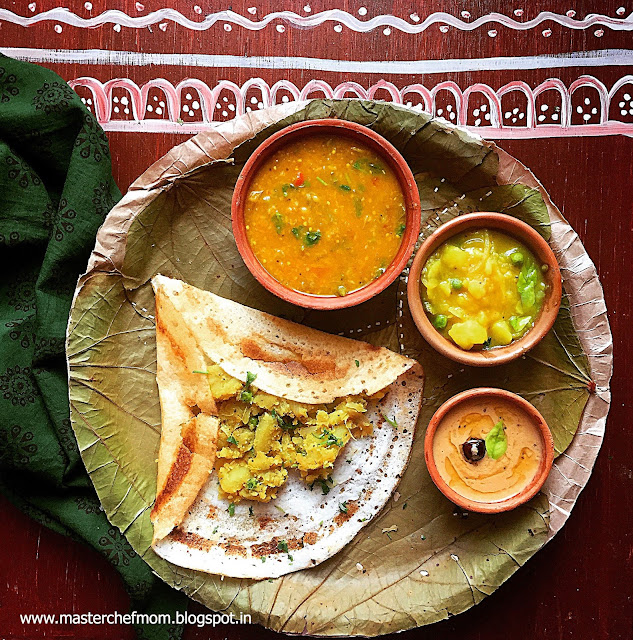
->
[[420, 229, 548, 350]]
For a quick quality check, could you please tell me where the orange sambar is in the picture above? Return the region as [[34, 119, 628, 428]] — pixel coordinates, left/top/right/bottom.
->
[[243, 135, 407, 297]]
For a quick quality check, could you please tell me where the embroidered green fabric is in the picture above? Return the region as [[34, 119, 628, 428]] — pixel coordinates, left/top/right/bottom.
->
[[0, 56, 187, 640]]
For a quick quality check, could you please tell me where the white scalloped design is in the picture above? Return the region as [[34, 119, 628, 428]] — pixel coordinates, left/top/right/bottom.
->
[[69, 75, 633, 138]]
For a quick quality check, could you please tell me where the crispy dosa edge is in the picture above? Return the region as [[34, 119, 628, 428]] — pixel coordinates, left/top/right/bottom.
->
[[151, 274, 415, 404], [151, 281, 220, 543], [151, 414, 219, 542]]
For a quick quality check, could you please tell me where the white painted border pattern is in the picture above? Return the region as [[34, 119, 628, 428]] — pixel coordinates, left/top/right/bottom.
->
[[66, 75, 633, 138], [4, 47, 633, 75], [1, 7, 632, 33]]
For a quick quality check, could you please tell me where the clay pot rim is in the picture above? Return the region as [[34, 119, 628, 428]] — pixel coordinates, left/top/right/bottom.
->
[[407, 211, 563, 366], [424, 387, 555, 514], [231, 118, 421, 310]]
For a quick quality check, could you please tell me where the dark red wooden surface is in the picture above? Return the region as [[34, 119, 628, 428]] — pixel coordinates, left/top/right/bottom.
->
[[1, 1, 632, 638]]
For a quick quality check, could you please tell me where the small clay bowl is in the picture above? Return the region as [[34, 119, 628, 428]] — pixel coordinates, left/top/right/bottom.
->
[[407, 212, 562, 366], [424, 387, 555, 514], [232, 119, 421, 310]]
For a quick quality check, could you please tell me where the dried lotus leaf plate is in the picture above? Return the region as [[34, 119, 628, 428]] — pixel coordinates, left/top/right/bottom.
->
[[67, 100, 612, 636]]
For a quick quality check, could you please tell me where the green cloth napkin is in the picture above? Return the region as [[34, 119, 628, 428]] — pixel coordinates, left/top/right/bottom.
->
[[0, 55, 187, 640]]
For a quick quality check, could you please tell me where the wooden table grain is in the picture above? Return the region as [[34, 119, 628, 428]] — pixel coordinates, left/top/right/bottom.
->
[[1, 1, 631, 638]]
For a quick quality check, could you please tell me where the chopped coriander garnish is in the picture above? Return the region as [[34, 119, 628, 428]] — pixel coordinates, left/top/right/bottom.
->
[[381, 413, 398, 428], [315, 428, 343, 448], [228, 503, 235, 517], [260, 556, 266, 562], [304, 230, 321, 246], [319, 479, 331, 495], [291, 225, 306, 239], [339, 184, 351, 192], [327, 431, 343, 447], [271, 408, 294, 430], [249, 506, 254, 516], [227, 434, 238, 445], [339, 501, 348, 514], [368, 161, 385, 174], [277, 539, 289, 553], [352, 158, 385, 174], [281, 183, 295, 197], [240, 372, 257, 403], [246, 477, 259, 490], [271, 212, 284, 234], [355, 359, 360, 367], [396, 223, 406, 237]]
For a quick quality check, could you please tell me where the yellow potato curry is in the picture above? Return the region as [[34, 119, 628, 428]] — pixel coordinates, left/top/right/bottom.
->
[[244, 134, 407, 296], [200, 366, 382, 503], [421, 229, 548, 350]]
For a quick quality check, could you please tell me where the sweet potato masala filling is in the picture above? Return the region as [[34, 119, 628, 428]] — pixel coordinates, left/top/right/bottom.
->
[[197, 365, 382, 502]]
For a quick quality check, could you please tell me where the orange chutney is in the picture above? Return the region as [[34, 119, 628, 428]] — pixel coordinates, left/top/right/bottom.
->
[[243, 135, 407, 296]]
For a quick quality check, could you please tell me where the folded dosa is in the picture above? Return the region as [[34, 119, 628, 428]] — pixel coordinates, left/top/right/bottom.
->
[[150, 275, 424, 578]]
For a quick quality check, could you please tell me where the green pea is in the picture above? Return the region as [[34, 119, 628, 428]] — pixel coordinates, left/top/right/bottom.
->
[[510, 252, 524, 266], [433, 314, 448, 330], [449, 278, 463, 291]]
